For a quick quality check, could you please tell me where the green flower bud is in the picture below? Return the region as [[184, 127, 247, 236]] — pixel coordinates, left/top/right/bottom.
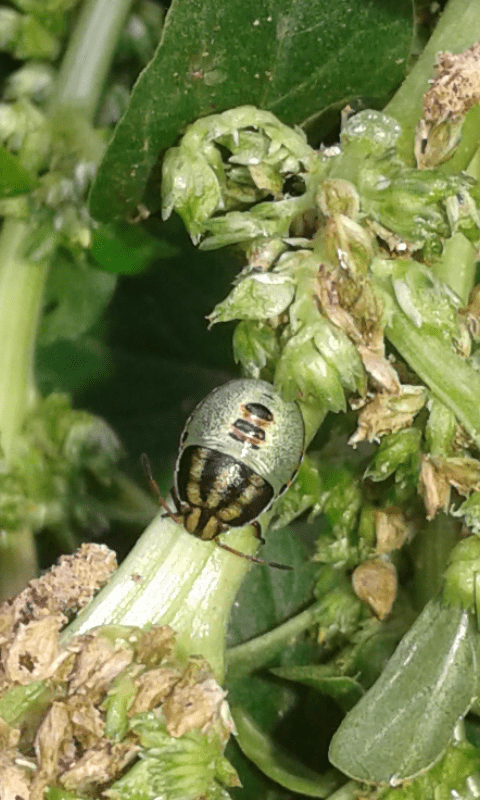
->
[[208, 270, 295, 324], [317, 213, 374, 275], [244, 236, 287, 271], [445, 188, 480, 242], [314, 567, 364, 640], [316, 178, 360, 218], [232, 320, 280, 380], [452, 491, 480, 535], [442, 536, 480, 609], [312, 316, 366, 394], [161, 143, 224, 242], [0, 472, 29, 530], [275, 250, 322, 330], [199, 196, 311, 250], [313, 468, 366, 568], [275, 333, 346, 412], [269, 454, 323, 530], [110, 721, 238, 799], [341, 110, 402, 155], [376, 259, 463, 341], [359, 164, 479, 248], [415, 117, 464, 170], [0, 99, 49, 171], [15, 14, 60, 60], [425, 398, 457, 457], [5, 62, 55, 102], [0, 8, 21, 50], [365, 428, 422, 482], [161, 105, 319, 247]]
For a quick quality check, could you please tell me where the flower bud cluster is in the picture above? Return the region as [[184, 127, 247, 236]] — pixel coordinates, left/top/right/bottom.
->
[[0, 545, 238, 798], [0, 394, 123, 537], [162, 95, 480, 595]]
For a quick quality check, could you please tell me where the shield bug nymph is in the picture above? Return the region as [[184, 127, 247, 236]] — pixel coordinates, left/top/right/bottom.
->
[[143, 379, 305, 568]]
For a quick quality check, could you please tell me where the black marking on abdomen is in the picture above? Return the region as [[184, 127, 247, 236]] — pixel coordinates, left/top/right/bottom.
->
[[229, 416, 267, 449], [243, 402, 273, 421], [176, 446, 274, 538]]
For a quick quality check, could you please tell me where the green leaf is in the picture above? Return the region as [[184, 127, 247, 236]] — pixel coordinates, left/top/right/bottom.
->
[[378, 740, 480, 800], [227, 526, 317, 648], [0, 145, 36, 196], [232, 705, 341, 797], [91, 221, 179, 275], [38, 257, 117, 345], [89, 0, 413, 221], [328, 598, 478, 785], [270, 666, 364, 712]]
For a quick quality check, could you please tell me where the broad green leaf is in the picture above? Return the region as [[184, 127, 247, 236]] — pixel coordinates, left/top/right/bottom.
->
[[89, 0, 413, 221], [38, 257, 117, 345], [329, 599, 478, 785], [0, 145, 36, 196], [270, 666, 364, 712], [227, 526, 317, 648], [232, 705, 341, 797], [91, 221, 179, 275]]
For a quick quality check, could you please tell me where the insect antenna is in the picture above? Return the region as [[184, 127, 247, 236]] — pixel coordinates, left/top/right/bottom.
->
[[141, 453, 181, 524], [215, 539, 292, 570]]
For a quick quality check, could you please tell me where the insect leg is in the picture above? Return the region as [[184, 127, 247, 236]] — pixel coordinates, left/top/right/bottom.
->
[[214, 538, 292, 570], [141, 452, 182, 524]]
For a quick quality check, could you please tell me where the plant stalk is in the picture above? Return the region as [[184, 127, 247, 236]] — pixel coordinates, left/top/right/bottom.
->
[[51, 0, 134, 118], [61, 514, 260, 681], [385, 0, 480, 164], [0, 0, 135, 595], [0, 219, 48, 460]]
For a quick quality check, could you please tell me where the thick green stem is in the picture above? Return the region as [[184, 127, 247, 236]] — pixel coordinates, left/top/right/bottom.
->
[[61, 514, 261, 680], [431, 232, 476, 303], [0, 219, 48, 460], [226, 599, 325, 679], [376, 281, 480, 447], [0, 0, 135, 595], [385, 0, 480, 164], [51, 0, 133, 118]]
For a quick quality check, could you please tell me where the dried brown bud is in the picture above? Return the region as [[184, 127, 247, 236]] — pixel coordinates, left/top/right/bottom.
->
[[352, 557, 397, 619]]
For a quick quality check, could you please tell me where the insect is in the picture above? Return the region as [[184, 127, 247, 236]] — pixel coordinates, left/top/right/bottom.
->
[[142, 379, 305, 569]]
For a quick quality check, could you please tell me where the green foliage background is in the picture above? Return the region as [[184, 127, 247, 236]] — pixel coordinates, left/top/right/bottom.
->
[[8, 0, 480, 797]]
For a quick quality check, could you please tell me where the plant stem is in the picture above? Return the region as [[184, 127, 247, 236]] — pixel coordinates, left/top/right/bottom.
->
[[226, 599, 325, 679], [61, 514, 260, 681], [372, 268, 480, 448], [0, 0, 135, 596], [0, 220, 48, 460], [385, 0, 480, 164], [51, 0, 134, 118], [431, 232, 476, 303]]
